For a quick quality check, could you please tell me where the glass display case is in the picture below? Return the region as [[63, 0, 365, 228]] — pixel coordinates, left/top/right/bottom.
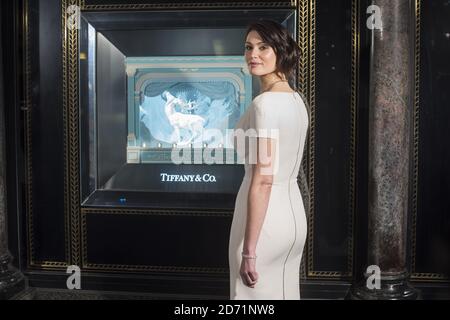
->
[[79, 9, 297, 208]]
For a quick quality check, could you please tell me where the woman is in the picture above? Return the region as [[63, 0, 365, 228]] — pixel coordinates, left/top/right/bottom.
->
[[229, 19, 310, 300]]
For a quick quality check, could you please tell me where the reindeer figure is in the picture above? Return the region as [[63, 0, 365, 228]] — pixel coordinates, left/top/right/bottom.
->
[[162, 91, 205, 145]]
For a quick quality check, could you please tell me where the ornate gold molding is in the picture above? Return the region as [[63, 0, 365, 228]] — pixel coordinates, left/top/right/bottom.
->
[[411, 0, 420, 281], [83, 263, 228, 274], [82, 1, 293, 10], [28, 261, 68, 270], [304, 0, 318, 278], [411, 273, 448, 281], [305, 0, 356, 279], [81, 208, 232, 217], [309, 271, 347, 278], [63, 0, 83, 266], [297, 0, 309, 281], [347, 0, 360, 278], [23, 0, 35, 267]]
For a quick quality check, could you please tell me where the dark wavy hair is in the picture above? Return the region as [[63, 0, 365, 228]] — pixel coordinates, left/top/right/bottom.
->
[[245, 19, 302, 82]]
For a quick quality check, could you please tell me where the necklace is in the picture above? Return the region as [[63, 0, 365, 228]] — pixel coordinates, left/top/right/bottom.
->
[[261, 79, 288, 94]]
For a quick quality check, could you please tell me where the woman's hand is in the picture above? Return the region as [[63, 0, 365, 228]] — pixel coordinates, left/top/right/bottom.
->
[[240, 258, 259, 288]]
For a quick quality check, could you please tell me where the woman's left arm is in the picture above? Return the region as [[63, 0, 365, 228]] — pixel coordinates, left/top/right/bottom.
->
[[240, 137, 276, 287], [244, 136, 275, 255]]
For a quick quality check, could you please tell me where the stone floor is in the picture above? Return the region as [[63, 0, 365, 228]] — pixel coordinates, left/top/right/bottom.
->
[[10, 287, 226, 300], [9, 285, 449, 300]]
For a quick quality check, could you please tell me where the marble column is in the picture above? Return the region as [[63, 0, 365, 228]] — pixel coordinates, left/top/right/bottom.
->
[[349, 0, 419, 299], [0, 14, 26, 299]]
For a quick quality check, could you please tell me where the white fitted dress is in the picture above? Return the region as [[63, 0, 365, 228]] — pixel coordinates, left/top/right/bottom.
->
[[229, 91, 309, 300]]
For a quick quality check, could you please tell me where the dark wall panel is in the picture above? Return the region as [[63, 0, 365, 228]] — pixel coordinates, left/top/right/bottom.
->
[[85, 212, 231, 268], [28, 0, 66, 262], [416, 0, 450, 278], [313, 0, 352, 273]]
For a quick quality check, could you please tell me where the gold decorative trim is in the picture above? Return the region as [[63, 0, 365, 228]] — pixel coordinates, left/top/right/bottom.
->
[[28, 261, 68, 270], [83, 263, 228, 274], [81, 208, 231, 273], [81, 208, 232, 217], [411, 273, 448, 282], [347, 0, 360, 278], [23, 0, 35, 267], [297, 0, 309, 95], [82, 2, 293, 10], [297, 0, 309, 281], [296, 0, 312, 280], [411, 0, 420, 279], [306, 0, 316, 276], [61, 0, 71, 270], [308, 271, 346, 278], [63, 0, 82, 266], [300, 255, 306, 279]]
